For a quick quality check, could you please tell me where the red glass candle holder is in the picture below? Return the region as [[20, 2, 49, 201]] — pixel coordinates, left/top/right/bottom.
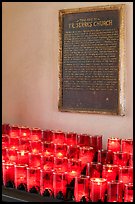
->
[[74, 175, 90, 202], [2, 160, 5, 185], [124, 183, 133, 202], [107, 180, 123, 202], [53, 131, 66, 144], [53, 171, 68, 199], [42, 129, 53, 142], [8, 137, 20, 149], [41, 155, 54, 170], [7, 147, 18, 162], [28, 152, 42, 167], [14, 164, 28, 190], [77, 134, 90, 147], [113, 151, 129, 166], [54, 143, 67, 158], [119, 166, 133, 184], [3, 161, 15, 188], [19, 137, 30, 151], [40, 169, 54, 196], [67, 145, 80, 159], [97, 149, 113, 164], [27, 166, 40, 193], [17, 150, 29, 165], [42, 141, 54, 156], [86, 162, 102, 178], [9, 125, 20, 137], [2, 146, 8, 161], [67, 159, 82, 184], [29, 128, 42, 141], [65, 132, 77, 146], [2, 134, 9, 147], [102, 164, 118, 182], [54, 157, 68, 172], [128, 153, 133, 167], [107, 137, 121, 152], [19, 126, 31, 139], [90, 135, 102, 151], [29, 140, 42, 153], [90, 178, 107, 202], [79, 146, 94, 169], [2, 123, 10, 134], [121, 139, 133, 154]]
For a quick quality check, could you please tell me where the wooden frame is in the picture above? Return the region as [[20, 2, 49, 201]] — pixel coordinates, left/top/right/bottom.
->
[[58, 4, 125, 115]]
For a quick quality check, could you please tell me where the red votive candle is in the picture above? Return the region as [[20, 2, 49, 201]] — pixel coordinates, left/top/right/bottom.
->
[[90, 178, 107, 202], [113, 151, 129, 166], [77, 134, 90, 147], [128, 153, 133, 167], [42, 141, 54, 156], [54, 143, 67, 158], [19, 126, 31, 139], [41, 155, 54, 170], [86, 162, 102, 178], [2, 160, 5, 184], [65, 132, 77, 145], [29, 140, 42, 153], [9, 137, 20, 149], [7, 147, 18, 162], [79, 146, 94, 169], [74, 175, 90, 202], [119, 166, 133, 184], [54, 157, 68, 172], [2, 123, 10, 134], [53, 131, 66, 144], [42, 129, 53, 142], [40, 169, 54, 196], [14, 164, 28, 190], [27, 166, 40, 193], [107, 137, 121, 152], [121, 139, 133, 154], [102, 164, 118, 182], [19, 138, 30, 151], [90, 135, 102, 151], [124, 183, 133, 202], [97, 149, 113, 164], [2, 134, 9, 147], [53, 171, 68, 199], [2, 146, 8, 161], [30, 127, 42, 141], [17, 150, 29, 165], [107, 180, 123, 202], [67, 159, 82, 184], [28, 152, 42, 167], [67, 145, 80, 159], [3, 161, 15, 188], [9, 125, 20, 137]]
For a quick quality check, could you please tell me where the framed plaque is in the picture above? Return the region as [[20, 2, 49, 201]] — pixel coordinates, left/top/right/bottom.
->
[[58, 4, 125, 115]]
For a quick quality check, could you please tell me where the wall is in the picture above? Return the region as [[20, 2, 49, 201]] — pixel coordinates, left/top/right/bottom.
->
[[2, 2, 133, 148]]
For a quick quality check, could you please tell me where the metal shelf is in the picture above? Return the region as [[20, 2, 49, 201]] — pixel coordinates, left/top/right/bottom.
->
[[2, 186, 64, 202]]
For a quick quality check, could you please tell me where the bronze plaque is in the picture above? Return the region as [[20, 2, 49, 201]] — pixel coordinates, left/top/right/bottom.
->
[[58, 4, 125, 115]]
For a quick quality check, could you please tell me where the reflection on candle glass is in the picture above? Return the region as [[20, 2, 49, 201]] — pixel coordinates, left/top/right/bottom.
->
[[97, 149, 113, 164], [90, 178, 107, 202], [102, 164, 118, 182], [119, 166, 133, 185], [54, 143, 67, 158], [3, 161, 15, 188], [74, 175, 90, 202], [107, 137, 121, 152], [17, 150, 29, 165], [121, 139, 133, 154], [27, 166, 40, 193], [40, 169, 54, 196], [107, 180, 123, 202], [53, 171, 68, 199], [14, 164, 28, 191], [124, 183, 133, 202], [113, 151, 129, 166], [86, 162, 102, 178]]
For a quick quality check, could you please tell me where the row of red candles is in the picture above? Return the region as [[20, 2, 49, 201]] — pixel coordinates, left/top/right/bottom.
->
[[2, 124, 133, 202]]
